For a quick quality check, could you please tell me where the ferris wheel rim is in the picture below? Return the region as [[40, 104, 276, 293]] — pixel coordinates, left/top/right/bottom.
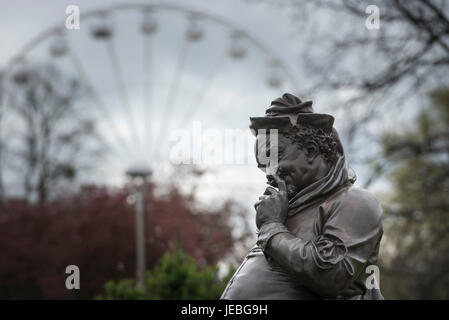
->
[[5, 2, 299, 89]]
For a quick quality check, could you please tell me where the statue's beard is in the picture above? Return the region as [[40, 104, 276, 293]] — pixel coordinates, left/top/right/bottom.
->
[[267, 174, 299, 200]]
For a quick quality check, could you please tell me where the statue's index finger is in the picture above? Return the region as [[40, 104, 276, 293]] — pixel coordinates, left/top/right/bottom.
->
[[263, 186, 277, 195], [274, 175, 287, 193]]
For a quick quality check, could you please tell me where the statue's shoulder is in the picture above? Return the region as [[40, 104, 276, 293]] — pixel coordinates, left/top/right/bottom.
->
[[328, 185, 383, 227], [342, 185, 380, 205]]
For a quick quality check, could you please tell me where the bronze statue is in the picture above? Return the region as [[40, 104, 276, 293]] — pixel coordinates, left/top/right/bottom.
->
[[221, 93, 384, 300]]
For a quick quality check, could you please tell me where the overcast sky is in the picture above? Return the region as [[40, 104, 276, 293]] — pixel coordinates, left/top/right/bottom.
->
[[0, 0, 390, 221]]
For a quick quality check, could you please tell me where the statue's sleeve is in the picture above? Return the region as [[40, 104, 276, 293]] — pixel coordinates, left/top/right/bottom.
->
[[257, 189, 383, 298]]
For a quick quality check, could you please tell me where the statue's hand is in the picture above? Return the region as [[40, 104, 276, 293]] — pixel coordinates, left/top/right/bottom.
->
[[255, 176, 288, 230]]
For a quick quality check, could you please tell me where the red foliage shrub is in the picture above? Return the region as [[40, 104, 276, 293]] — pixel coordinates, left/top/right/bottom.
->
[[0, 184, 239, 299]]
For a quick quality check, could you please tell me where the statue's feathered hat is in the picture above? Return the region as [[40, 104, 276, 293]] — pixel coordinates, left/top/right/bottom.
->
[[249, 93, 334, 134]]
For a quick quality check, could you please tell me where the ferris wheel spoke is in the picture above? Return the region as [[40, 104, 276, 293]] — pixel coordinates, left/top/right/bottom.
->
[[143, 34, 153, 162], [67, 43, 135, 160], [152, 38, 190, 159], [106, 40, 143, 160], [182, 51, 228, 124], [84, 100, 133, 164]]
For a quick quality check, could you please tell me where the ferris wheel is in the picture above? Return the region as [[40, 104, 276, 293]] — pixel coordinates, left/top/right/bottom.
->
[[2, 3, 299, 186]]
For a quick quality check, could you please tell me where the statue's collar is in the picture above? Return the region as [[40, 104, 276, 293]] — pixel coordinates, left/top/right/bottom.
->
[[287, 155, 356, 216]]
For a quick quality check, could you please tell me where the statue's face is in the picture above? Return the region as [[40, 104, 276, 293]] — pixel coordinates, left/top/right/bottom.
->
[[274, 134, 314, 198], [256, 133, 325, 199]]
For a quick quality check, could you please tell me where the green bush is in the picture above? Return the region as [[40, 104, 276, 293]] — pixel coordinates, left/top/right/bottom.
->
[[100, 279, 148, 300], [98, 242, 235, 300]]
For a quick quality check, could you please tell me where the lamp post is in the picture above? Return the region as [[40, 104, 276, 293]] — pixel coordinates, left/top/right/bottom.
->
[[126, 165, 152, 289]]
